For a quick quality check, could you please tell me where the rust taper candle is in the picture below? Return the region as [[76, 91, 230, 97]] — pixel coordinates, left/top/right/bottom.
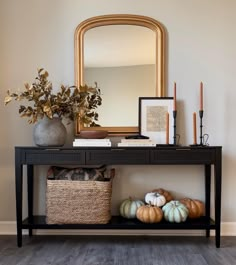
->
[[200, 82, 203, 111], [173, 82, 177, 111], [193, 112, 197, 145], [166, 112, 169, 144]]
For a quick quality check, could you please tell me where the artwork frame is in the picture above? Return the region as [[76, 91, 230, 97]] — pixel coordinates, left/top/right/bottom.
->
[[138, 97, 174, 144]]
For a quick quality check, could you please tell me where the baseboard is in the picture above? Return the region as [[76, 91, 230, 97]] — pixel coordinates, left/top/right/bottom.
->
[[218, 222, 236, 236], [1, 221, 236, 236], [0, 222, 17, 235]]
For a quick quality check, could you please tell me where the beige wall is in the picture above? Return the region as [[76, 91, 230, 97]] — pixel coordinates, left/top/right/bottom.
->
[[0, 0, 236, 223]]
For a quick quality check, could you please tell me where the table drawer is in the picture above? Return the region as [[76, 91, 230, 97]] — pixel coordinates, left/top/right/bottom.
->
[[24, 150, 86, 165], [150, 149, 215, 164], [86, 149, 149, 165]]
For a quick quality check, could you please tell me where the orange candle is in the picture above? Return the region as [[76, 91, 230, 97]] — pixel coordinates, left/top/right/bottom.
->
[[166, 112, 169, 144], [193, 112, 197, 144], [200, 82, 203, 111], [173, 82, 177, 111]]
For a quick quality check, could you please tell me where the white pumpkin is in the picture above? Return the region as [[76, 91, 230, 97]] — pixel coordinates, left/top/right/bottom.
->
[[145, 192, 166, 207], [162, 200, 189, 223], [119, 198, 145, 219]]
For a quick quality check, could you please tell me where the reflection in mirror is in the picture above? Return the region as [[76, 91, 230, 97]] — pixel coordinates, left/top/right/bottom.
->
[[74, 15, 166, 135], [84, 25, 156, 127]]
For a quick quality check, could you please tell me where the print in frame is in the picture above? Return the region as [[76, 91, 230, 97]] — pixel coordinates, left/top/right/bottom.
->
[[139, 97, 174, 144]]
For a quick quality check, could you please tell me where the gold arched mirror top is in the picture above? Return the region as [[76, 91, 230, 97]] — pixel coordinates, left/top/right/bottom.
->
[[74, 14, 166, 136]]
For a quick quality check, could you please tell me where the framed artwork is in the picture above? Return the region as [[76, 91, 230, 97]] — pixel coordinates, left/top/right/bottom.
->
[[139, 97, 174, 144]]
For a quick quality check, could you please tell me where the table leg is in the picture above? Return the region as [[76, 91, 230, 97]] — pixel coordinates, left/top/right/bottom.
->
[[27, 165, 34, 237], [215, 148, 222, 248], [15, 149, 23, 247], [205, 164, 211, 237]]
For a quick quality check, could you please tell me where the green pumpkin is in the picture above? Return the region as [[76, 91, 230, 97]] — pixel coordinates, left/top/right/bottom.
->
[[162, 200, 189, 223], [120, 198, 145, 219]]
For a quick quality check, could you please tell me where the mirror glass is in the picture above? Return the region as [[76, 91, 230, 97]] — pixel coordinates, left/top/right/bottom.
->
[[74, 15, 166, 135], [84, 25, 156, 127]]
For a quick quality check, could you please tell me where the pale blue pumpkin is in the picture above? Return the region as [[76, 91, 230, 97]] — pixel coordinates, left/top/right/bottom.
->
[[162, 200, 189, 223], [120, 198, 145, 219]]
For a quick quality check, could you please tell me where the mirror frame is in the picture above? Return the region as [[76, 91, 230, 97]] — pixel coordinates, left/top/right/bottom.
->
[[74, 14, 166, 136]]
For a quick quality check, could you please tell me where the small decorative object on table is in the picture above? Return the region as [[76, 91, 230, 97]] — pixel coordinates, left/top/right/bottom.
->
[[118, 134, 155, 147], [191, 82, 209, 146], [125, 134, 149, 139], [139, 97, 174, 145], [80, 130, 108, 139], [33, 116, 67, 147], [199, 81, 204, 145], [173, 82, 177, 145], [4, 69, 102, 146]]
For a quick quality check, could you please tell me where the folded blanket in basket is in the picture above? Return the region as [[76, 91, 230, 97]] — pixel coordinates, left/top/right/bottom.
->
[[47, 165, 114, 181]]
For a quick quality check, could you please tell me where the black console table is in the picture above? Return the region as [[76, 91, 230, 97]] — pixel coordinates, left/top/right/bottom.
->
[[15, 146, 222, 247]]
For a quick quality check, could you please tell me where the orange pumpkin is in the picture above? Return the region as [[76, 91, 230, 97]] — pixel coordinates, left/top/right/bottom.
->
[[136, 204, 163, 223], [152, 188, 173, 202], [180, 198, 205, 219]]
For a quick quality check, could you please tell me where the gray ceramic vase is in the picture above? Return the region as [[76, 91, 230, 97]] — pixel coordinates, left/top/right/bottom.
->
[[33, 117, 67, 147]]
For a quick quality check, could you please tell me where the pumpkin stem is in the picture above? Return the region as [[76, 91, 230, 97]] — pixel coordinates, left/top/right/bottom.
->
[[174, 201, 178, 206]]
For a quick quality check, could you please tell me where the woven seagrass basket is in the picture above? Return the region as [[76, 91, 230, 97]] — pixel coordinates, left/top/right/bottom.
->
[[46, 174, 113, 224]]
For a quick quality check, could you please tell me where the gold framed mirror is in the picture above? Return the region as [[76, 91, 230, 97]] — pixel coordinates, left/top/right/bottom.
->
[[74, 14, 166, 136]]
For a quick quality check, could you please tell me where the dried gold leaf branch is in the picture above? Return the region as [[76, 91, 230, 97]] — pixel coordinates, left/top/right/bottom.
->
[[4, 69, 102, 125]]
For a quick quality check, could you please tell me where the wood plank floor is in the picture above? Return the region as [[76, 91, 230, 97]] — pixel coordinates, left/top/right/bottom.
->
[[0, 236, 236, 265]]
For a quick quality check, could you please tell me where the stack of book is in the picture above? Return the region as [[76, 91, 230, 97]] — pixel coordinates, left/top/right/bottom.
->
[[73, 138, 111, 147], [117, 139, 155, 147]]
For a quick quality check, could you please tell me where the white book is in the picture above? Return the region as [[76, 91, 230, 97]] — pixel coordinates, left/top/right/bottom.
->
[[73, 139, 111, 144], [73, 141, 111, 146], [117, 142, 155, 147], [74, 138, 110, 142]]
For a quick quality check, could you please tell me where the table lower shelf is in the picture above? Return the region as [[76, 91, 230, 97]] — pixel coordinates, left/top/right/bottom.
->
[[22, 216, 216, 230]]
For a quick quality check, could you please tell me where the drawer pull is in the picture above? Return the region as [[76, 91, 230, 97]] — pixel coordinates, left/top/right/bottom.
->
[[111, 148, 125, 151], [176, 148, 191, 151], [45, 149, 61, 151]]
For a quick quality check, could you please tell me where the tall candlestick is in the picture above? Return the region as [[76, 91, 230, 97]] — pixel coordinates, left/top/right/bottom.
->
[[200, 82, 203, 111], [166, 112, 169, 144], [173, 110, 177, 145], [173, 82, 177, 111], [193, 112, 197, 145]]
